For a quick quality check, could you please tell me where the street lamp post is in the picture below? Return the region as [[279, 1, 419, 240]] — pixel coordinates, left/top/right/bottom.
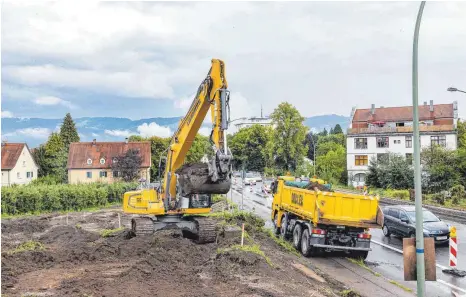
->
[[310, 135, 317, 176], [412, 2, 426, 296], [447, 87, 466, 94]]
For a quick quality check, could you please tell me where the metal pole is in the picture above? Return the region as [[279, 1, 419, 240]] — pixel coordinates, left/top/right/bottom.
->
[[313, 143, 316, 176], [412, 2, 426, 296]]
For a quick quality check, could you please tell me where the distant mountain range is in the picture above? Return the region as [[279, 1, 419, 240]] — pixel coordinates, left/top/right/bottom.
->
[[1, 114, 349, 148]]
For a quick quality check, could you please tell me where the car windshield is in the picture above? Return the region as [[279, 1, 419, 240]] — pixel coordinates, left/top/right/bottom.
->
[[245, 173, 254, 178], [406, 210, 440, 223]]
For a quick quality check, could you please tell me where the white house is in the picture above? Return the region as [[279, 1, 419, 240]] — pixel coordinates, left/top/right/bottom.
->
[[346, 101, 458, 187], [234, 117, 273, 130], [1, 142, 39, 186]]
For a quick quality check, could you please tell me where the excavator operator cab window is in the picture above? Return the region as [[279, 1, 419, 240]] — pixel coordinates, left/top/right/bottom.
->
[[189, 193, 211, 208]]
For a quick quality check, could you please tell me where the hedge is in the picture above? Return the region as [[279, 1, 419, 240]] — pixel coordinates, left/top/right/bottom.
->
[[1, 182, 138, 216]]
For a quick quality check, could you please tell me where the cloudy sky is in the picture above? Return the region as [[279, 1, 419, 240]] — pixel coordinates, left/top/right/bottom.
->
[[2, 1, 466, 121]]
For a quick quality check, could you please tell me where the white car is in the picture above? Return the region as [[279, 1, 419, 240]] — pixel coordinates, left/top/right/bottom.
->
[[243, 173, 257, 185]]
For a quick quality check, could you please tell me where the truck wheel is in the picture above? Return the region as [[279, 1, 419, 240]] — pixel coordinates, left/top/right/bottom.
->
[[382, 225, 390, 237], [273, 213, 280, 236], [301, 229, 311, 257], [279, 215, 288, 240], [292, 224, 302, 250], [351, 251, 369, 260]]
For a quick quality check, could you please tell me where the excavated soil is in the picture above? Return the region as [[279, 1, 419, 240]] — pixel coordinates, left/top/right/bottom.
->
[[176, 162, 231, 195], [1, 208, 342, 297]]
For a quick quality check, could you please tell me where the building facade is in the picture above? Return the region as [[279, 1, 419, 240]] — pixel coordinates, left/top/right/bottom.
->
[[1, 142, 39, 186], [234, 117, 273, 130], [67, 140, 151, 184], [347, 101, 458, 187]]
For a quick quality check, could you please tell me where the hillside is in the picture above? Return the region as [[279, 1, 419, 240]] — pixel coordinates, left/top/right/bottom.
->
[[1, 114, 349, 147]]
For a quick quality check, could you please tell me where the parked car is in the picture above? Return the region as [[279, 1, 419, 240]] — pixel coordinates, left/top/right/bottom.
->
[[243, 172, 257, 185], [253, 173, 263, 183], [381, 205, 450, 245]]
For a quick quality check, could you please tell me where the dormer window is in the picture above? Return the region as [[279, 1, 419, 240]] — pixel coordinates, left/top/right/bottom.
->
[[87, 158, 92, 165], [100, 158, 105, 164], [113, 157, 118, 163]]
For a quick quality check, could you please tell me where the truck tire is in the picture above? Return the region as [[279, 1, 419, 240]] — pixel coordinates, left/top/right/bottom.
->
[[301, 229, 311, 257], [351, 251, 369, 260], [292, 224, 302, 250], [273, 213, 280, 236], [279, 215, 288, 240]]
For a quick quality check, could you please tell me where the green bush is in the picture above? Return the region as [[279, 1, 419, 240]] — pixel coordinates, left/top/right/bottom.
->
[[384, 189, 409, 200], [450, 185, 465, 205], [1, 182, 138, 215]]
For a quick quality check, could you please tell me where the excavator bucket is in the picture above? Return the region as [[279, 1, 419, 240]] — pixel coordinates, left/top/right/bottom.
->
[[176, 162, 231, 195]]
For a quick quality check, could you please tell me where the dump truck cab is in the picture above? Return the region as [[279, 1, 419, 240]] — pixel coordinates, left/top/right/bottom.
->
[[271, 176, 382, 259]]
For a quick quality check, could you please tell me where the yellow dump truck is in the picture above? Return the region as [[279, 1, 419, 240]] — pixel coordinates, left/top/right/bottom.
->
[[271, 176, 382, 259]]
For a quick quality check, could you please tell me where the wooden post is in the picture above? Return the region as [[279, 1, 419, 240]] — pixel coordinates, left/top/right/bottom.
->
[[241, 223, 245, 246]]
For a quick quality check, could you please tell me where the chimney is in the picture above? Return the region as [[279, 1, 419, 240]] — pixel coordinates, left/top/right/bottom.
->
[[125, 137, 128, 144], [429, 100, 434, 112], [92, 139, 96, 145], [424, 101, 427, 106], [371, 104, 375, 115]]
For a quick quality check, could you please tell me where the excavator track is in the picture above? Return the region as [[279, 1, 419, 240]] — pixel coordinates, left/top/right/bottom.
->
[[131, 217, 155, 236], [193, 217, 217, 244]]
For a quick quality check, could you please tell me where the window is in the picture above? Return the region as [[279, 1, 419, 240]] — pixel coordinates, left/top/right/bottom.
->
[[22, 161, 26, 167], [113, 157, 118, 164], [355, 155, 368, 166], [86, 172, 92, 179], [431, 135, 446, 147], [388, 208, 400, 219], [353, 173, 366, 182], [87, 158, 92, 165], [354, 138, 367, 149], [406, 136, 412, 148], [100, 158, 105, 164], [377, 153, 389, 163], [376, 136, 389, 148], [17, 172, 20, 179], [113, 171, 119, 178], [396, 122, 405, 127], [406, 153, 413, 165], [26, 172, 33, 178], [393, 139, 400, 144], [99, 171, 107, 178], [400, 211, 409, 222]]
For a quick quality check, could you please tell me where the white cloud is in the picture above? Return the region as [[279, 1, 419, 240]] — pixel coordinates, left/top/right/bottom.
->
[[34, 96, 77, 109], [2, 2, 466, 118], [198, 127, 211, 137], [174, 94, 194, 111], [4, 128, 51, 139], [104, 129, 132, 137], [137, 122, 172, 138], [91, 133, 99, 137], [1, 111, 14, 118]]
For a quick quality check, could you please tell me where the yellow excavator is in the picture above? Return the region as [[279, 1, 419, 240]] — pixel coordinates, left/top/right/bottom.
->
[[123, 59, 232, 243]]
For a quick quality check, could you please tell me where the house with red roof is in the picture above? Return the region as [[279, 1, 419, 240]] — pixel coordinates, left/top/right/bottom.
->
[[67, 138, 151, 184], [347, 100, 459, 187], [1, 142, 39, 186]]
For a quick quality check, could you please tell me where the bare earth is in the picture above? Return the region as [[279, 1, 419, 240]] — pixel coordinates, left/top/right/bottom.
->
[[1, 207, 349, 297]]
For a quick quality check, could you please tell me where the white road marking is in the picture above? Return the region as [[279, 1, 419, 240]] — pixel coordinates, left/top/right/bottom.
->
[[437, 280, 466, 293], [371, 240, 449, 270]]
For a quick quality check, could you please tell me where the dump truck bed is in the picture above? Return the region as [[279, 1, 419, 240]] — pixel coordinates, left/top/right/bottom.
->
[[274, 184, 381, 229]]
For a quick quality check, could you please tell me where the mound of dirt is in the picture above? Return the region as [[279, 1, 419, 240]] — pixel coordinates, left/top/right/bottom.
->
[[176, 162, 231, 195], [1, 209, 338, 297]]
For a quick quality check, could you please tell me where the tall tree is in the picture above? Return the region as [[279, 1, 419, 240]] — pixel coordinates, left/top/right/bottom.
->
[[186, 134, 214, 163], [316, 145, 346, 184], [43, 133, 68, 182], [421, 145, 460, 193], [458, 119, 466, 149], [32, 144, 47, 177], [269, 102, 308, 173], [59, 113, 80, 149], [319, 128, 328, 137], [129, 135, 171, 181], [304, 132, 319, 163], [332, 124, 343, 134], [112, 148, 143, 182]]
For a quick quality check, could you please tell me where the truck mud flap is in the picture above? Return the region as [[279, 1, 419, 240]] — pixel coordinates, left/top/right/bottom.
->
[[311, 244, 371, 252]]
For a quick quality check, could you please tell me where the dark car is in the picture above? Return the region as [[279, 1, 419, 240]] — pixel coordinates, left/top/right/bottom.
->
[[382, 205, 450, 245]]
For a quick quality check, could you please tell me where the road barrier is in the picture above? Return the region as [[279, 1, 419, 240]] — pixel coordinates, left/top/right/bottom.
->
[[450, 226, 458, 268]]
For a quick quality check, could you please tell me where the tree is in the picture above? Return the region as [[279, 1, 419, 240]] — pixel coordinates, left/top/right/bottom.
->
[[366, 153, 413, 190], [32, 145, 47, 177], [319, 128, 328, 137], [366, 156, 381, 188], [186, 134, 213, 163], [59, 113, 80, 149], [332, 124, 343, 134], [458, 119, 466, 149], [304, 132, 319, 162], [269, 102, 308, 173], [43, 133, 68, 182], [112, 148, 143, 182], [316, 145, 346, 184], [421, 145, 460, 193], [229, 124, 272, 172], [129, 135, 170, 181]]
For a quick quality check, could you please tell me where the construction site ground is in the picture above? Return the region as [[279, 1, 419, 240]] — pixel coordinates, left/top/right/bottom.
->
[[2, 205, 360, 297]]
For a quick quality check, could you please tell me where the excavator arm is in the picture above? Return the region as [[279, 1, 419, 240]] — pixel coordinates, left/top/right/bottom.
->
[[162, 59, 232, 210]]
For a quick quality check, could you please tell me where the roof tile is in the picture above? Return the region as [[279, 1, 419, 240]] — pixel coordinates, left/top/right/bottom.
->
[[353, 104, 454, 123], [1, 143, 25, 170]]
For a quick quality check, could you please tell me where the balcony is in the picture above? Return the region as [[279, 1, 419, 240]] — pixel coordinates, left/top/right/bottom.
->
[[347, 124, 455, 135]]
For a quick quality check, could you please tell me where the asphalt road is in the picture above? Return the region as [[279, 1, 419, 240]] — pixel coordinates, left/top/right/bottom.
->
[[229, 178, 466, 296]]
